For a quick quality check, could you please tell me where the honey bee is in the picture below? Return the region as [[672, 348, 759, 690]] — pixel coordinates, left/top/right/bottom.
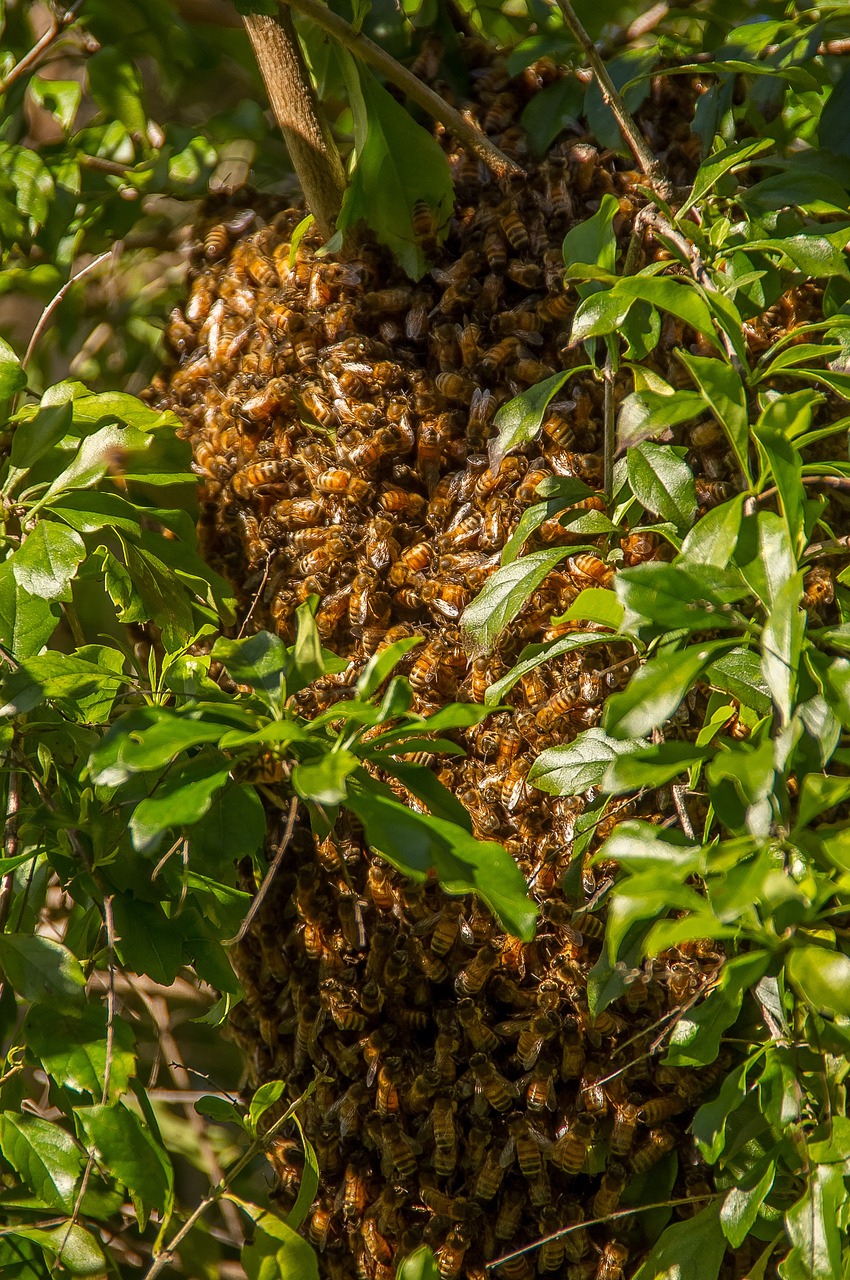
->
[[364, 287, 413, 312], [481, 337, 522, 375], [502, 1113, 549, 1178], [203, 223, 230, 259], [596, 1242, 628, 1280], [803, 564, 834, 612], [320, 979, 366, 1032], [381, 938, 411, 995], [378, 1116, 419, 1180], [308, 1200, 334, 1251], [410, 33, 443, 81], [469, 1052, 515, 1111], [434, 371, 477, 404], [609, 1097, 640, 1156], [430, 900, 470, 956], [457, 998, 500, 1053], [551, 1114, 595, 1174], [639, 1095, 686, 1124], [525, 1058, 558, 1112], [507, 260, 545, 289], [695, 478, 733, 508], [421, 580, 471, 621], [535, 687, 577, 730], [494, 1186, 527, 1242], [631, 1127, 676, 1174], [406, 1066, 442, 1114], [499, 210, 529, 252], [312, 468, 369, 501], [492, 308, 544, 337], [433, 1091, 458, 1150], [592, 1161, 628, 1218], [245, 247, 279, 289], [378, 485, 427, 517], [433, 1025, 461, 1084], [407, 290, 432, 342], [537, 1207, 566, 1272], [376, 1057, 404, 1116], [512, 357, 557, 384], [455, 942, 500, 996], [473, 1147, 507, 1203], [515, 1012, 559, 1070], [437, 1225, 471, 1280], [361, 1215, 393, 1265]]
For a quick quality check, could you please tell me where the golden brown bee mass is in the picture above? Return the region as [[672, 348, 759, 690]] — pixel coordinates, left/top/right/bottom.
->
[[147, 38, 764, 1280]]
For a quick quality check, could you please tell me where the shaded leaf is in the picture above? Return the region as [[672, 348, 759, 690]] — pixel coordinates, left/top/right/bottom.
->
[[76, 1102, 173, 1230], [0, 1113, 85, 1213], [0, 933, 85, 1002]]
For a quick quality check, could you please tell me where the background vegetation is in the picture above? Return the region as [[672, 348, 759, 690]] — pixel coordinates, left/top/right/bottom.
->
[[3, 1, 850, 1278]]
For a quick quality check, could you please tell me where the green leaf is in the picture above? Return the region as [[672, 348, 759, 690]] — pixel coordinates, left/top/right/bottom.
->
[[786, 944, 850, 1017], [604, 642, 732, 740], [356, 635, 423, 701], [462, 546, 575, 651], [248, 1081, 287, 1134], [335, 55, 453, 281], [782, 1165, 844, 1280], [75, 1102, 173, 1230], [377, 760, 473, 832], [0, 651, 127, 720], [753, 423, 804, 556], [617, 275, 721, 349], [289, 599, 326, 694], [631, 1202, 726, 1280], [693, 1058, 752, 1164], [292, 750, 359, 806], [679, 495, 745, 570], [677, 352, 750, 479], [616, 561, 748, 636], [4, 1223, 106, 1276], [0, 337, 27, 402], [679, 137, 774, 216], [705, 647, 772, 716], [796, 774, 850, 831], [553, 587, 624, 630], [24, 1002, 136, 1102], [593, 820, 701, 875], [29, 76, 82, 131], [190, 784, 266, 880], [529, 728, 643, 795], [238, 1201, 320, 1280], [520, 76, 583, 154], [0, 933, 85, 1002], [0, 559, 58, 657], [561, 194, 619, 284], [603, 740, 713, 791], [10, 521, 85, 604], [194, 1095, 244, 1125], [395, 1246, 440, 1280], [662, 953, 769, 1067], [10, 401, 73, 471], [86, 47, 147, 135], [627, 442, 697, 531], [211, 631, 288, 706], [484, 631, 611, 706], [0, 1113, 85, 1213], [490, 370, 582, 468], [721, 1160, 775, 1248], [617, 388, 704, 450], [761, 571, 805, 726], [285, 1116, 320, 1232], [129, 757, 233, 853], [570, 287, 634, 342], [346, 784, 537, 940], [111, 897, 183, 986], [821, 65, 850, 160]]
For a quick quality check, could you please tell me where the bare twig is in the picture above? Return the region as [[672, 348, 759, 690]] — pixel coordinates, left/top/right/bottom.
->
[[548, 0, 672, 201], [0, 1, 86, 96], [0, 771, 20, 936], [487, 1195, 718, 1268], [243, 8, 347, 239], [226, 795, 298, 946], [22, 249, 115, 372], [280, 0, 524, 183]]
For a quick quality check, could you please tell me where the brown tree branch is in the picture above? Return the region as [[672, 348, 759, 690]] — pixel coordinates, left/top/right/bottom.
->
[[280, 0, 524, 183], [242, 8, 347, 239], [0, 0, 86, 96]]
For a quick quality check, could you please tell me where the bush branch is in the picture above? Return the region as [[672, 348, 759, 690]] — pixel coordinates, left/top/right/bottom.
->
[[280, 0, 524, 182]]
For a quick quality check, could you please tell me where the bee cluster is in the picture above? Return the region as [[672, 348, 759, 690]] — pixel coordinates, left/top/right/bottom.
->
[[151, 42, 749, 1280]]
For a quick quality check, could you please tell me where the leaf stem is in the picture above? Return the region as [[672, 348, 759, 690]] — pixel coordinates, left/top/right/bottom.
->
[[280, 0, 524, 182], [547, 0, 673, 201], [0, 0, 86, 96]]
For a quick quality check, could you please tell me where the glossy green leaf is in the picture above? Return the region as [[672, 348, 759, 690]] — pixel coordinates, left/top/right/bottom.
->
[[617, 388, 704, 451], [603, 740, 713, 791], [194, 1095, 243, 1125], [239, 1200, 320, 1280], [632, 1202, 726, 1280], [662, 953, 769, 1067], [111, 897, 182, 986], [24, 1003, 136, 1102], [462, 546, 574, 651], [693, 1059, 752, 1164], [761, 571, 805, 726], [86, 47, 147, 135], [552, 587, 624, 630], [490, 370, 581, 468], [721, 1161, 775, 1248], [356, 636, 423, 700], [0, 337, 27, 402], [627, 441, 697, 531], [4, 1222, 106, 1276], [0, 933, 85, 1002], [292, 750, 359, 806], [285, 1117, 320, 1232], [677, 351, 750, 478], [10, 401, 73, 471], [529, 728, 644, 795], [377, 760, 473, 832], [211, 631, 288, 705], [346, 785, 537, 940], [753, 424, 804, 555], [604, 641, 732, 740], [821, 65, 850, 159], [679, 495, 745, 570], [782, 1165, 844, 1280], [129, 758, 233, 853], [76, 1102, 173, 1229], [594, 820, 701, 875], [396, 1247, 440, 1280], [0, 651, 127, 720], [485, 631, 610, 706], [787, 944, 850, 1017], [679, 137, 774, 216], [248, 1081, 287, 1134], [335, 55, 453, 281], [705, 647, 772, 716], [561, 194, 619, 283], [616, 560, 747, 635], [0, 1113, 85, 1213]]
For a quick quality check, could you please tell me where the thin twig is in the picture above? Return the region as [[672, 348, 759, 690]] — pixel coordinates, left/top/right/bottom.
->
[[0, 1, 86, 96], [226, 795, 298, 946], [141, 1086, 312, 1279], [602, 348, 614, 504], [759, 475, 850, 503], [548, 0, 672, 201], [281, 0, 523, 182], [0, 770, 20, 935], [487, 1195, 718, 1267], [21, 249, 115, 372]]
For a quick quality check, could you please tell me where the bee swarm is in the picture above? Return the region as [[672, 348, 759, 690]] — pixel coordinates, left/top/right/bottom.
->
[[151, 44, 752, 1280]]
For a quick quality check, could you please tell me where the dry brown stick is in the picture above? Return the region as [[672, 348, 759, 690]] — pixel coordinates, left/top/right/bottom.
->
[[226, 794, 298, 946], [280, 0, 524, 182], [22, 249, 115, 372], [549, 0, 673, 202], [243, 8, 346, 240]]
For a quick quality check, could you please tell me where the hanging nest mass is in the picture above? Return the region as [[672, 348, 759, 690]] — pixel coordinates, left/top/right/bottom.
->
[[149, 44, 766, 1280]]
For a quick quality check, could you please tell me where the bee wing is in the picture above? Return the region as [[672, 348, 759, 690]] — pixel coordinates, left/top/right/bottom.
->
[[494, 1017, 527, 1038], [458, 916, 475, 947], [411, 911, 443, 937], [498, 1136, 516, 1169]]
